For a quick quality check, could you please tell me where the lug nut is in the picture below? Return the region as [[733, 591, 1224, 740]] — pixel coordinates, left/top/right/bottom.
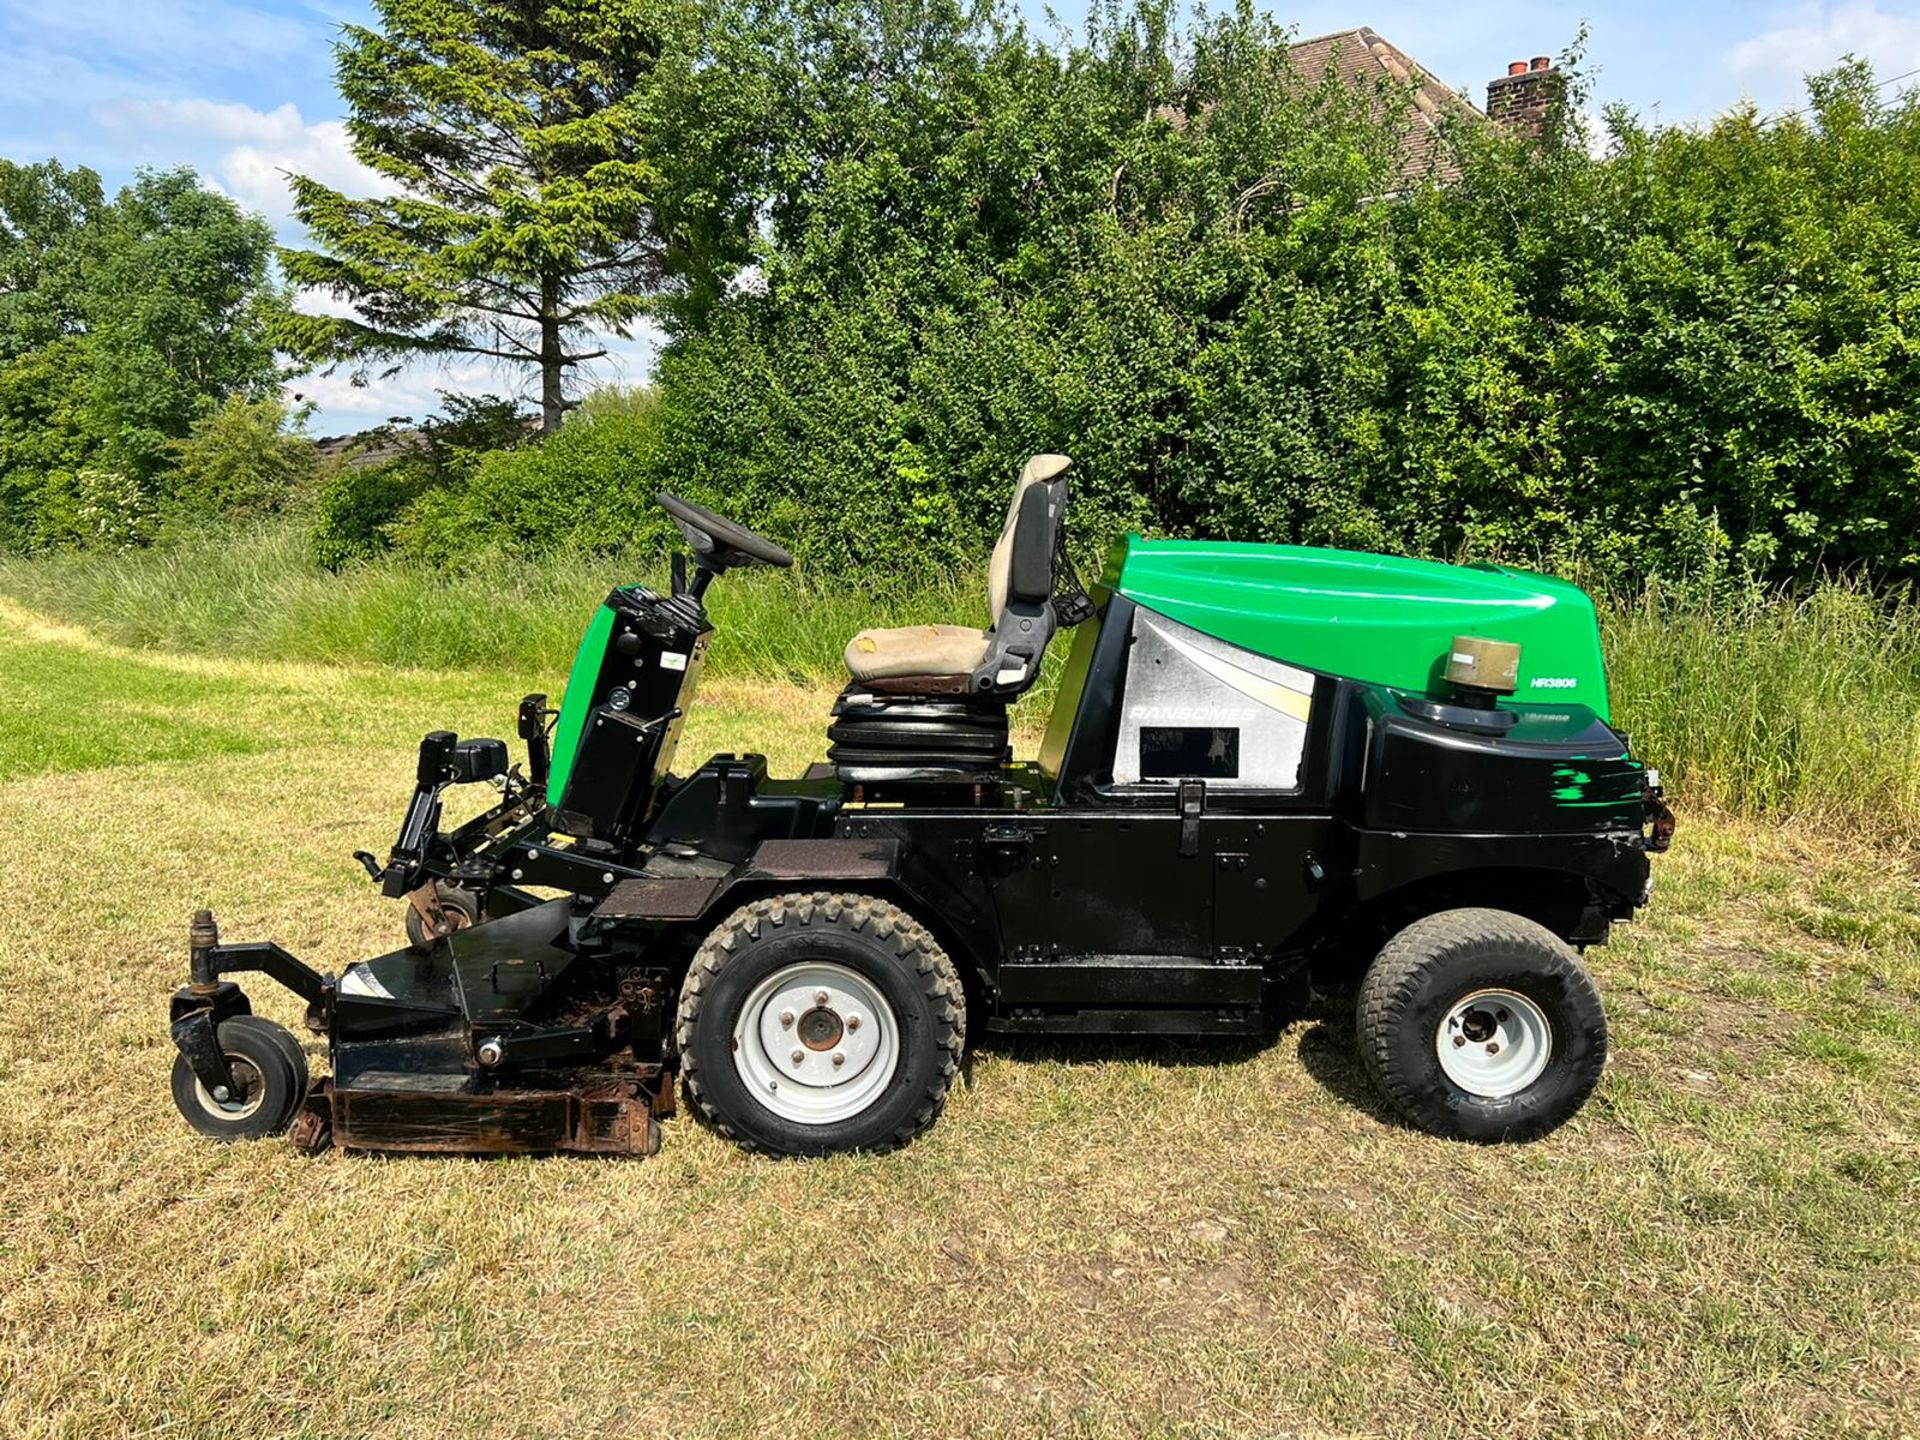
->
[[212, 1085, 231, 1101], [846, 1015, 861, 1032], [832, 1052, 846, 1067], [791, 1049, 805, 1065], [814, 990, 830, 1006], [779, 1010, 795, 1028], [1497, 1008, 1510, 1023], [1486, 1042, 1501, 1056], [1452, 1035, 1466, 1048]]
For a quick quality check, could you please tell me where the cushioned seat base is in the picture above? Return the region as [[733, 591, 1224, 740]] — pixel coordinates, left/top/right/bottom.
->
[[827, 688, 1010, 776], [844, 624, 991, 685]]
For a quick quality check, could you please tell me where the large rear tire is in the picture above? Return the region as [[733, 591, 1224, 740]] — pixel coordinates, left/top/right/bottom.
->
[[1357, 907, 1607, 1142], [676, 892, 965, 1157]]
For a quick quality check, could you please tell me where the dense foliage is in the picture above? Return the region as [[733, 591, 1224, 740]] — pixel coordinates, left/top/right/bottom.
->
[[618, 1, 1920, 585], [278, 0, 763, 431], [0, 164, 284, 550], [8, 0, 1919, 589], [311, 393, 535, 568]]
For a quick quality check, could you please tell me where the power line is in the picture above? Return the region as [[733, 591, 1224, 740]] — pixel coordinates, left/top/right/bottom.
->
[[1763, 63, 1920, 125]]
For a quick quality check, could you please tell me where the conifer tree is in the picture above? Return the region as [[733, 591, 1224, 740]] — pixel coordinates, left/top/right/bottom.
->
[[279, 0, 756, 431]]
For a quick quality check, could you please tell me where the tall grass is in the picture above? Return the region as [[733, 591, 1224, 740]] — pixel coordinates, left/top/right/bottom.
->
[[0, 522, 980, 683], [1606, 578, 1920, 840], [7, 523, 1920, 840]]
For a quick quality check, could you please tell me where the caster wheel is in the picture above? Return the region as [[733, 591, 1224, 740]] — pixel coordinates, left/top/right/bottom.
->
[[170, 1015, 305, 1142], [405, 885, 481, 951]]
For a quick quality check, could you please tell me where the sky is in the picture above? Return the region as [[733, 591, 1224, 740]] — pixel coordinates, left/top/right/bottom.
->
[[3, 0, 1919, 433]]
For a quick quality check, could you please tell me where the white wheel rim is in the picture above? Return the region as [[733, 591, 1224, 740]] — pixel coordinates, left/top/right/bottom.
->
[[193, 1056, 267, 1120], [1436, 988, 1553, 1099], [731, 961, 900, 1126]]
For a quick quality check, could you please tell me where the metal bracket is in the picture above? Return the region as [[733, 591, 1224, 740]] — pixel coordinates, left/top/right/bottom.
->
[[473, 1023, 597, 1068], [187, 911, 331, 1011], [1178, 779, 1205, 857], [169, 1008, 236, 1098]]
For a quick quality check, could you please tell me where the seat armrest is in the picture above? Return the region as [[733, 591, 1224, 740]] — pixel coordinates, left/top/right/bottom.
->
[[969, 596, 1056, 699]]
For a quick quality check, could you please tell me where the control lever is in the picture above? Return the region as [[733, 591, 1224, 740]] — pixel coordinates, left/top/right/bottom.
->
[[637, 706, 683, 736]]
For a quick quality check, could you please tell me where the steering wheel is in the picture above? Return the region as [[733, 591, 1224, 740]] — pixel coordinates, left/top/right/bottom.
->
[[656, 493, 794, 572]]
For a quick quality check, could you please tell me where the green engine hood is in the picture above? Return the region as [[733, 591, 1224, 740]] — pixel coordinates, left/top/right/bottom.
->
[[1110, 537, 1612, 719]]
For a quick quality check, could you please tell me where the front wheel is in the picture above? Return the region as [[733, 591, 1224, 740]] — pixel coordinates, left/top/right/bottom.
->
[[1356, 908, 1607, 1143], [404, 884, 481, 951], [170, 1015, 307, 1141], [675, 893, 965, 1156]]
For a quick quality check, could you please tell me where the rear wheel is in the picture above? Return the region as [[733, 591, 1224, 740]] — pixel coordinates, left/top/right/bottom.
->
[[1357, 908, 1607, 1142], [676, 893, 964, 1156], [170, 1015, 305, 1142]]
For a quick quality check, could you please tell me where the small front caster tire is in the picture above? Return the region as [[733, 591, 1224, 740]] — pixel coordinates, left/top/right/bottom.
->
[[676, 892, 965, 1157], [170, 1015, 306, 1141], [1357, 907, 1607, 1143], [404, 885, 482, 951]]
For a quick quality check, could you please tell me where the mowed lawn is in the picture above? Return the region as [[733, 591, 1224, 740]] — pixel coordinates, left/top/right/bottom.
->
[[1, 599, 1916, 1439]]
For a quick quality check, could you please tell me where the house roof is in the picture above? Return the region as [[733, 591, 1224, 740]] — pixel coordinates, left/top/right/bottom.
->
[[1289, 27, 1482, 184]]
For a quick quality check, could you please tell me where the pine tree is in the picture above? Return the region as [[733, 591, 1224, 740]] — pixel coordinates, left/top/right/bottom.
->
[[278, 0, 757, 432]]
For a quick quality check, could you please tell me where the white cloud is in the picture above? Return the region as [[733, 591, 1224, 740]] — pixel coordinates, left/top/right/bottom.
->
[[101, 98, 312, 146], [219, 119, 389, 229], [92, 97, 390, 231], [1, 0, 309, 74], [287, 330, 664, 436], [1726, 1, 1920, 99]]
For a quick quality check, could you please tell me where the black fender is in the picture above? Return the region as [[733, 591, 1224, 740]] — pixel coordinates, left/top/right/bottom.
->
[[1346, 829, 1650, 947], [594, 837, 902, 932]]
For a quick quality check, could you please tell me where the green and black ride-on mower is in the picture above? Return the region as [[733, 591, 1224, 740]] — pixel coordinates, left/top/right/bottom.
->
[[168, 455, 1673, 1157]]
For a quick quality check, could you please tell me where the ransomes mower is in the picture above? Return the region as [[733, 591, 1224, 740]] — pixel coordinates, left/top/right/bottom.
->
[[168, 455, 1672, 1156]]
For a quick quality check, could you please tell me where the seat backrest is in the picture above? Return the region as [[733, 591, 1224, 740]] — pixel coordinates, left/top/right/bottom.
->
[[989, 453, 1072, 624]]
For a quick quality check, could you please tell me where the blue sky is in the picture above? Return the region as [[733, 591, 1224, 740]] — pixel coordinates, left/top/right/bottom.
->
[[4, 0, 1919, 432]]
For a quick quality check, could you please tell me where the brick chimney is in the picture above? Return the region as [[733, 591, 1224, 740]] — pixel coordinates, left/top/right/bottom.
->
[[1487, 54, 1557, 139]]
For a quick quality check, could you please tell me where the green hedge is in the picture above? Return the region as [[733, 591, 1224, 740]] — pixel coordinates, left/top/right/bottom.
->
[[575, 13, 1920, 586], [306, 7, 1920, 592]]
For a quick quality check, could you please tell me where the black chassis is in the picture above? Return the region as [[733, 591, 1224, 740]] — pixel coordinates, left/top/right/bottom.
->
[[172, 587, 1667, 1155]]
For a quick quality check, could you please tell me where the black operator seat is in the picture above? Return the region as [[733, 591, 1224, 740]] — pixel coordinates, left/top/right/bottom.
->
[[829, 454, 1073, 779]]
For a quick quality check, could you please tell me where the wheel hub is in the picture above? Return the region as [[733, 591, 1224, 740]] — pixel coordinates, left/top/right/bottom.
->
[[732, 961, 900, 1125], [797, 1006, 844, 1052], [1436, 988, 1553, 1098], [195, 1056, 266, 1119]]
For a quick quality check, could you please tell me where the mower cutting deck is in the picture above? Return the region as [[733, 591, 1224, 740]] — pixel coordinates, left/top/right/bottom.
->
[[169, 459, 1671, 1157]]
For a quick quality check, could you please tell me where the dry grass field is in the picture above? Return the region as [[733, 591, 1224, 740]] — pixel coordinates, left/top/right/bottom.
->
[[1, 600, 1916, 1438]]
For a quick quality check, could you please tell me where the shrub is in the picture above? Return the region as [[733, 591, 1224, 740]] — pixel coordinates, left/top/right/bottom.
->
[[312, 461, 418, 571], [309, 393, 532, 569], [166, 395, 316, 524], [72, 466, 155, 550], [385, 393, 671, 564]]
